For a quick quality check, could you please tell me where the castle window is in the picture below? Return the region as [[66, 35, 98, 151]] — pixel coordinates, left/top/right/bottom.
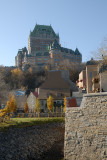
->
[[42, 29, 46, 31], [90, 72, 92, 78], [57, 93, 61, 97], [90, 85, 92, 91]]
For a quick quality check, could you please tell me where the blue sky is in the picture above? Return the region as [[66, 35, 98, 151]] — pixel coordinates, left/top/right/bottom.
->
[[0, 0, 107, 66]]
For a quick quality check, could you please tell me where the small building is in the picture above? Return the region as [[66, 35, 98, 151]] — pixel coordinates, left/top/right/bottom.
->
[[85, 58, 107, 93], [27, 92, 38, 112], [86, 59, 99, 93], [11, 90, 27, 112], [99, 61, 107, 92], [76, 70, 86, 90], [37, 70, 78, 111]]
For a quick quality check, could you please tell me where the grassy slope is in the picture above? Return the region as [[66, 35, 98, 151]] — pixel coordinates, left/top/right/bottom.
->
[[0, 117, 65, 132]]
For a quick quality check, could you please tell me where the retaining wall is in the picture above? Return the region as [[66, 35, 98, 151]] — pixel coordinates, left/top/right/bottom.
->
[[64, 92, 107, 160]]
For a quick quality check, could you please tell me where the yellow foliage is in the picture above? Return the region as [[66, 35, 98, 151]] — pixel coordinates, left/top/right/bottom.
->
[[63, 97, 67, 112], [0, 107, 9, 122], [7, 95, 17, 113], [0, 93, 17, 122], [6, 94, 17, 113], [6, 101, 11, 112], [45, 65, 48, 70], [35, 98, 41, 113], [10, 113, 13, 117], [11, 68, 22, 76], [28, 67, 32, 73], [0, 110, 6, 117], [17, 114, 20, 118], [28, 113, 31, 117], [4, 115, 10, 121], [47, 96, 53, 112]]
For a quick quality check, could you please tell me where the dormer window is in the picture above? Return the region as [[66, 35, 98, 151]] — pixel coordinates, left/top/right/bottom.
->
[[57, 93, 61, 97], [42, 29, 46, 31]]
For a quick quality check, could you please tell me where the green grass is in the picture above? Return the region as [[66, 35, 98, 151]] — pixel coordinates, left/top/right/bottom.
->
[[0, 117, 65, 132]]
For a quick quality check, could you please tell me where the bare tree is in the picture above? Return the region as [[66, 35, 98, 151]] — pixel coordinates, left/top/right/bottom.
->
[[92, 36, 107, 60]]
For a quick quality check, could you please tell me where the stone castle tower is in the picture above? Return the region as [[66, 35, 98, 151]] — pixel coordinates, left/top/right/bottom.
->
[[15, 24, 82, 70]]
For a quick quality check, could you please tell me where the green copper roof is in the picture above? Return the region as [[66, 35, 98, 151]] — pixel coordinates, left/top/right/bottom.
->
[[75, 48, 81, 55], [50, 39, 61, 50], [30, 24, 58, 38], [28, 52, 49, 57]]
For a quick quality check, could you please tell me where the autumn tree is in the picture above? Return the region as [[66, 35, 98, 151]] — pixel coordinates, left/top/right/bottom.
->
[[0, 93, 17, 122], [11, 95, 17, 112], [1, 66, 46, 92], [47, 95, 53, 112], [6, 93, 17, 113], [35, 98, 41, 113], [0, 107, 8, 122], [11, 68, 23, 89], [63, 97, 67, 112], [24, 102, 28, 113]]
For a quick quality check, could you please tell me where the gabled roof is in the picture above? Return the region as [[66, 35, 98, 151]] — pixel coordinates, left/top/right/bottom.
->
[[32, 92, 38, 98], [40, 71, 70, 90], [15, 90, 25, 96]]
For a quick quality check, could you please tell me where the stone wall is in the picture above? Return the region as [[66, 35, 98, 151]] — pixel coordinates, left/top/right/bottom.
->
[[64, 92, 107, 160]]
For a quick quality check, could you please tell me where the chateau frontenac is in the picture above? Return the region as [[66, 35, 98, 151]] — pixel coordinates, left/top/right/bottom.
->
[[15, 24, 82, 70]]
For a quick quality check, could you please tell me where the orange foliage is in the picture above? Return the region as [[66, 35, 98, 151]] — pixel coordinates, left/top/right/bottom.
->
[[24, 102, 28, 113]]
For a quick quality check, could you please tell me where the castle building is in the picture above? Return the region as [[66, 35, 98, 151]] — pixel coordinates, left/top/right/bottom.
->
[[28, 24, 59, 54], [15, 47, 28, 67], [15, 24, 82, 70], [49, 39, 82, 69]]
